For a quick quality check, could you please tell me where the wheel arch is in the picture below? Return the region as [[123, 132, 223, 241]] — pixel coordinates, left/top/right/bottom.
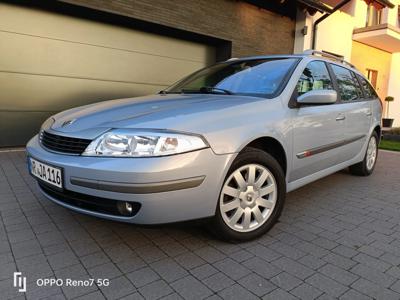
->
[[373, 124, 381, 141], [241, 137, 287, 175]]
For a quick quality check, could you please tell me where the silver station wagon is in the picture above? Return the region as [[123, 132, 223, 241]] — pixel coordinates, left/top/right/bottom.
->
[[26, 50, 382, 240]]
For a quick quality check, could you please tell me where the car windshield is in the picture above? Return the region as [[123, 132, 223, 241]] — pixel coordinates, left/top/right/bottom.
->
[[164, 58, 299, 98]]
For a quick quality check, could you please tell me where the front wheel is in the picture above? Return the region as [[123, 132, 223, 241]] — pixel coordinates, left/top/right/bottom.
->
[[210, 147, 286, 241], [349, 132, 378, 176]]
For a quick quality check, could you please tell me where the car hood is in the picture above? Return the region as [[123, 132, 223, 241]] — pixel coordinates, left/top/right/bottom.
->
[[50, 94, 268, 139]]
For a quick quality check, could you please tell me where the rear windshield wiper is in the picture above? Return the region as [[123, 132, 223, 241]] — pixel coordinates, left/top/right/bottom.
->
[[181, 86, 235, 95]]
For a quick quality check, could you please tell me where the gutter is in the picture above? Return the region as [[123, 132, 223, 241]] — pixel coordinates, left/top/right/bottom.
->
[[311, 0, 395, 49], [311, 0, 352, 50]]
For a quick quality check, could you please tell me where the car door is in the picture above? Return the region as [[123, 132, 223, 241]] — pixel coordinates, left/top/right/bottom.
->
[[329, 64, 371, 161], [290, 61, 349, 182]]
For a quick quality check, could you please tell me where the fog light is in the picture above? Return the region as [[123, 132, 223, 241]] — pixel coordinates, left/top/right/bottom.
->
[[117, 201, 133, 216]]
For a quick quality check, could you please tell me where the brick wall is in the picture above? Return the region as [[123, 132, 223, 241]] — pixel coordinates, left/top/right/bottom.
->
[[60, 0, 295, 57]]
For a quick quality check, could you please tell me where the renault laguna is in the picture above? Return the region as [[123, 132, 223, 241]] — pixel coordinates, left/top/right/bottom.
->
[[26, 51, 381, 240]]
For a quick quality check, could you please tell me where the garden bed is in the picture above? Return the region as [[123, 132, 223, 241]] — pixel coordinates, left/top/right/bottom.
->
[[380, 128, 400, 151]]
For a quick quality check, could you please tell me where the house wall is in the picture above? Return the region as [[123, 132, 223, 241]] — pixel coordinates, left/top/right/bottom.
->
[[388, 53, 400, 126], [294, 1, 358, 60], [351, 41, 392, 102], [384, 0, 400, 27], [60, 0, 296, 57]]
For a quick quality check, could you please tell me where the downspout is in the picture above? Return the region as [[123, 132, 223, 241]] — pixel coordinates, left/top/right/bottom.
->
[[311, 0, 352, 49]]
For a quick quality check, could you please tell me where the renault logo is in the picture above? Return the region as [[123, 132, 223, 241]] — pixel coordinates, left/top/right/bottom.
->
[[61, 119, 76, 127]]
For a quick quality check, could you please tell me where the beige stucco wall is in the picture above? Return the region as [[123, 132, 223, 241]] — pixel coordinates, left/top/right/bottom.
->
[[388, 53, 400, 126], [351, 41, 392, 108], [294, 0, 365, 60]]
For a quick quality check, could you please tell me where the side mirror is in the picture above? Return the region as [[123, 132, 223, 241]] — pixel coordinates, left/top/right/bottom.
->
[[297, 90, 337, 105]]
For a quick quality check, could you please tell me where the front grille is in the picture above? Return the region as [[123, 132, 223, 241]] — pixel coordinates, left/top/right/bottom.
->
[[40, 131, 91, 155], [38, 182, 141, 217]]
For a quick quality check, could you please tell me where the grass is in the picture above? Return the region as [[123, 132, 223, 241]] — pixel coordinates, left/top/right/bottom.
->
[[379, 139, 400, 152]]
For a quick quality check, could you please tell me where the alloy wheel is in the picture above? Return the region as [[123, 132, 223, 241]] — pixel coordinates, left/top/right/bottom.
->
[[219, 164, 277, 232], [366, 136, 377, 171]]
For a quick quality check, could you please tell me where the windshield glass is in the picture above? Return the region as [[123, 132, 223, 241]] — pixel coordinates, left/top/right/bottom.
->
[[165, 58, 299, 98]]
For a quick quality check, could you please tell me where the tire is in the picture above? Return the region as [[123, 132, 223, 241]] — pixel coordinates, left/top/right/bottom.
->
[[209, 147, 286, 241], [349, 132, 378, 176]]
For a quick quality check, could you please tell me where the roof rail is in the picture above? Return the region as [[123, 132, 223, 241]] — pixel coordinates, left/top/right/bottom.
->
[[302, 49, 356, 69]]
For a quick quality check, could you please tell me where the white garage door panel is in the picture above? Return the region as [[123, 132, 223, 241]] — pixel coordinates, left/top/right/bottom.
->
[[0, 73, 163, 111], [0, 3, 214, 64], [0, 3, 216, 146], [0, 32, 206, 86]]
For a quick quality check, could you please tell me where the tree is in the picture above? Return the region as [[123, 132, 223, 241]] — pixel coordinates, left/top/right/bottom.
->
[[385, 96, 394, 118]]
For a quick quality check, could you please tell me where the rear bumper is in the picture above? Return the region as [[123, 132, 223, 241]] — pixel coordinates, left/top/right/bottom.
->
[[27, 135, 236, 224]]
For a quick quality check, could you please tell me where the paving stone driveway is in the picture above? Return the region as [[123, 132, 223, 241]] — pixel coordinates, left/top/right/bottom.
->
[[1, 149, 400, 300]]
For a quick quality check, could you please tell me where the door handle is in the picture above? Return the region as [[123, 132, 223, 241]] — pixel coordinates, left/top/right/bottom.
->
[[336, 114, 346, 121], [366, 110, 372, 116]]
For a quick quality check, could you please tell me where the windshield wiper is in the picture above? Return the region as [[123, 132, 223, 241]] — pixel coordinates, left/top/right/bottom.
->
[[159, 90, 181, 95], [181, 86, 235, 95]]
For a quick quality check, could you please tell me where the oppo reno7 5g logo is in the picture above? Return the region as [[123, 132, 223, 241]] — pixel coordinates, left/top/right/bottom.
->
[[13, 272, 26, 292]]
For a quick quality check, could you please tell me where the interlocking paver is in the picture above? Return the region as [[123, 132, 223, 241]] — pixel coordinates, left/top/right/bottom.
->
[[331, 244, 358, 258], [138, 280, 173, 300], [174, 252, 206, 270], [1, 150, 400, 299], [270, 271, 302, 291], [351, 278, 400, 300], [228, 249, 254, 263], [100, 275, 136, 300], [150, 258, 188, 283], [318, 263, 359, 286], [171, 276, 213, 300], [81, 251, 111, 269], [339, 289, 372, 300], [290, 282, 323, 299], [263, 288, 298, 300], [350, 263, 396, 287], [75, 290, 107, 300], [213, 258, 251, 281], [47, 250, 79, 270], [242, 257, 282, 279], [218, 283, 259, 300], [353, 253, 391, 272], [190, 263, 218, 280], [322, 252, 357, 270], [238, 273, 276, 297], [194, 246, 226, 263], [127, 267, 160, 288], [88, 262, 122, 280], [247, 244, 281, 262], [305, 273, 348, 297], [202, 272, 235, 292], [271, 257, 314, 280], [298, 254, 326, 270]]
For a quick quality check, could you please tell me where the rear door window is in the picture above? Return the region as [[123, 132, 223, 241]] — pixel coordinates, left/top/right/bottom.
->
[[330, 64, 363, 102], [357, 74, 379, 99]]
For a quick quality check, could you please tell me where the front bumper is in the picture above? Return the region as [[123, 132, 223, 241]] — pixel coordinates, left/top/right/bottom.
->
[[26, 135, 236, 224]]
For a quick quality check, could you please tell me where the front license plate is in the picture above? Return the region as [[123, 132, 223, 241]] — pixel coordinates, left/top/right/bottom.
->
[[30, 158, 63, 189]]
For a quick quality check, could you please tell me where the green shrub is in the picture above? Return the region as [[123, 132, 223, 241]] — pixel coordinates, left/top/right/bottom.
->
[[385, 96, 394, 102], [388, 127, 400, 135]]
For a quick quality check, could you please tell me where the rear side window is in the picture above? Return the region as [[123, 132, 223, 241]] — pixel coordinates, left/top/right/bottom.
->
[[331, 64, 363, 102], [357, 75, 378, 99], [297, 61, 333, 96]]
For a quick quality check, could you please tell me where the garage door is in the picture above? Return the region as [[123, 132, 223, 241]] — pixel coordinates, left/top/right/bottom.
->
[[0, 3, 215, 147]]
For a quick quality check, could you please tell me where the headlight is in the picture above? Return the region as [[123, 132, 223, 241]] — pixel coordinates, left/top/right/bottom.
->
[[41, 117, 55, 131], [82, 129, 208, 157]]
